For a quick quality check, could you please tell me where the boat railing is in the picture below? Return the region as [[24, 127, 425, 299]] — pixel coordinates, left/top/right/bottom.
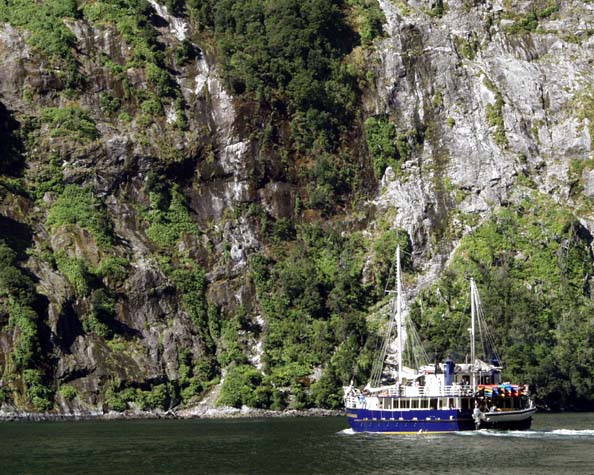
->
[[344, 385, 475, 408], [373, 385, 474, 398], [344, 395, 362, 408]]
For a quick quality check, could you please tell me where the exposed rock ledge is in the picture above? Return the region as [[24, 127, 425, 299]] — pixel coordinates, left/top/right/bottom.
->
[[0, 406, 343, 422]]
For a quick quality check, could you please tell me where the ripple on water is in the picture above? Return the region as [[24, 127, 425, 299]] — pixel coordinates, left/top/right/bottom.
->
[[456, 428, 594, 439], [340, 427, 594, 440]]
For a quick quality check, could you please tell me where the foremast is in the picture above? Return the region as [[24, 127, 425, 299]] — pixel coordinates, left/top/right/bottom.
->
[[396, 245, 403, 385], [470, 277, 477, 391], [368, 245, 409, 388]]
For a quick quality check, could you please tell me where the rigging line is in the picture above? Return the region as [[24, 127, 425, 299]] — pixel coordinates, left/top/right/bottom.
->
[[455, 289, 470, 355], [370, 297, 397, 386], [383, 242, 414, 295], [372, 247, 404, 386], [481, 302, 501, 362], [383, 246, 399, 296], [480, 300, 499, 362], [406, 310, 428, 368], [474, 284, 487, 361], [473, 283, 502, 364], [482, 313, 501, 364]]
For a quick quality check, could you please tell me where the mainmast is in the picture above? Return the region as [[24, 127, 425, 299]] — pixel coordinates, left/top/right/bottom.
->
[[396, 246, 403, 384], [470, 278, 477, 390]]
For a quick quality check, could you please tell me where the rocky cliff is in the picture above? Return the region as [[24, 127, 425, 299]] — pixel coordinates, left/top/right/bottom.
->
[[1, 0, 594, 415]]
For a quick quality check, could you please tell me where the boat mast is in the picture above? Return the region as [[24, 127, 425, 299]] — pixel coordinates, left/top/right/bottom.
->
[[396, 246, 403, 384], [470, 278, 477, 390]]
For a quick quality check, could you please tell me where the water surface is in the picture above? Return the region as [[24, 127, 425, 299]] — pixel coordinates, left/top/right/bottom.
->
[[1, 412, 593, 474]]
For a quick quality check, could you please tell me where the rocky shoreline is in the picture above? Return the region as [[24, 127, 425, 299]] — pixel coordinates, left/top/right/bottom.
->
[[0, 406, 344, 422]]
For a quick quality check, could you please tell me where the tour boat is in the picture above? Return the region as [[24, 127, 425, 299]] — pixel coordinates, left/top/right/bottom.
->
[[343, 248, 535, 433]]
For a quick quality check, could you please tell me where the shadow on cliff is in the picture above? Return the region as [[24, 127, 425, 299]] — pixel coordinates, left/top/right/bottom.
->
[[55, 301, 84, 352], [56, 299, 143, 354], [0, 215, 33, 261], [0, 101, 25, 177]]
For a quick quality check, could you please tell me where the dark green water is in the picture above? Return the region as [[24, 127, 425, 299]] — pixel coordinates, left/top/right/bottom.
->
[[1, 412, 594, 474]]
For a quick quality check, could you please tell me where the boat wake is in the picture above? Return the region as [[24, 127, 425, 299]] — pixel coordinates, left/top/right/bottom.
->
[[338, 428, 356, 435], [457, 429, 594, 439]]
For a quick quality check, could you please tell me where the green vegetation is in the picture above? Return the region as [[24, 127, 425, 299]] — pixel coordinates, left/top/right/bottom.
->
[[345, 0, 385, 45], [218, 364, 272, 408], [8, 301, 40, 371], [165, 260, 219, 400], [188, 0, 373, 152], [47, 185, 114, 247], [45, 186, 126, 338], [0, 240, 53, 410], [484, 79, 507, 146], [504, 2, 560, 34], [217, 309, 251, 368], [83, 0, 180, 114], [0, 0, 77, 59], [410, 192, 594, 410], [95, 256, 130, 283], [40, 108, 99, 141], [232, 224, 409, 410], [1, 0, 181, 119], [83, 1, 167, 70], [105, 383, 170, 412], [177, 349, 219, 403], [305, 153, 358, 214], [140, 172, 220, 401], [32, 154, 64, 198], [363, 117, 417, 179], [100, 93, 122, 115], [569, 158, 594, 199], [248, 223, 391, 408], [58, 384, 78, 401], [23, 369, 53, 411], [453, 35, 479, 60], [364, 115, 398, 178], [83, 289, 116, 338], [425, 0, 446, 18], [144, 177, 200, 248], [169, 263, 208, 331], [54, 252, 93, 297]]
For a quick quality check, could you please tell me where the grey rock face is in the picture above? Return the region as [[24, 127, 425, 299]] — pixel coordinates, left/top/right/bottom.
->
[[0, 3, 265, 413], [371, 0, 594, 292]]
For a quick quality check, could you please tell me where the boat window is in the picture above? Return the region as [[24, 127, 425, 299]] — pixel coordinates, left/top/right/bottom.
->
[[411, 399, 419, 409], [448, 398, 456, 409], [430, 398, 438, 409], [420, 399, 428, 409], [461, 398, 470, 410], [400, 399, 410, 409]]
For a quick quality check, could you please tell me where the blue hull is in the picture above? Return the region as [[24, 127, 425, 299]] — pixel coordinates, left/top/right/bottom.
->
[[346, 408, 475, 433]]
